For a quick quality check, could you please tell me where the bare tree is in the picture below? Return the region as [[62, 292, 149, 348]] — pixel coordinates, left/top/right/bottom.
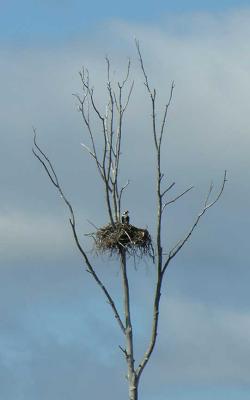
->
[[33, 43, 226, 400]]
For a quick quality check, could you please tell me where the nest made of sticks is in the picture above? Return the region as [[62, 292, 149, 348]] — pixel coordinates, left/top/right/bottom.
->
[[94, 222, 154, 259]]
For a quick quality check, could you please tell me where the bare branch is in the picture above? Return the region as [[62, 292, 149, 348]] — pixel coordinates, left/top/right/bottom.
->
[[79, 67, 105, 122], [89, 88, 105, 122], [76, 70, 115, 224], [32, 130, 75, 225], [86, 219, 99, 230], [162, 185, 194, 211], [204, 181, 214, 207], [80, 143, 103, 171], [136, 40, 158, 151], [75, 90, 104, 180], [161, 181, 175, 197], [33, 129, 58, 187], [162, 171, 227, 274], [113, 89, 119, 112], [106, 80, 115, 179], [72, 92, 88, 111], [118, 58, 131, 89], [159, 81, 175, 147], [135, 39, 153, 97], [105, 56, 111, 83], [123, 80, 134, 112], [119, 345, 128, 359], [135, 44, 226, 382], [135, 43, 181, 382], [136, 273, 162, 380], [33, 133, 125, 335], [32, 149, 58, 188]]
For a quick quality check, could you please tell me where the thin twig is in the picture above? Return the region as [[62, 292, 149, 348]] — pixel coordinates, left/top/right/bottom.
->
[[162, 185, 194, 211], [161, 182, 175, 197]]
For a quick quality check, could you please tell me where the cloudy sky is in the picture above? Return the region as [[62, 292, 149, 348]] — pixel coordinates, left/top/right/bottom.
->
[[1, 1, 250, 399]]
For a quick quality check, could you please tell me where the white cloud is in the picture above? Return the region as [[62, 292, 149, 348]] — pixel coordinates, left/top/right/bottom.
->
[[0, 212, 73, 262]]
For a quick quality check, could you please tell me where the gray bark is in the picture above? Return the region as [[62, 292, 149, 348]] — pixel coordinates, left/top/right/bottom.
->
[[120, 248, 139, 400]]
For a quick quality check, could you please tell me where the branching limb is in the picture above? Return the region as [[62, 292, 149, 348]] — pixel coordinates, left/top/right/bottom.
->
[[75, 71, 115, 225], [136, 40, 175, 154], [162, 185, 194, 212], [136, 42, 227, 389], [73, 92, 105, 182], [136, 172, 226, 378], [112, 60, 133, 221], [79, 68, 105, 123], [77, 57, 133, 224], [33, 132, 125, 335], [118, 59, 134, 113], [162, 170, 227, 275], [161, 181, 175, 197], [119, 58, 131, 89], [136, 40, 158, 152]]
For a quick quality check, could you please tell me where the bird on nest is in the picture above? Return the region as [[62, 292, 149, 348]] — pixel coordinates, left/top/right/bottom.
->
[[121, 210, 130, 224]]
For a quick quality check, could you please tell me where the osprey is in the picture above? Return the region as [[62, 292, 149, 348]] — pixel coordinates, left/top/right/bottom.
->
[[121, 210, 130, 224]]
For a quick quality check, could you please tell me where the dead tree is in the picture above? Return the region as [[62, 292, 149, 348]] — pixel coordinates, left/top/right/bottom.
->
[[33, 42, 226, 400]]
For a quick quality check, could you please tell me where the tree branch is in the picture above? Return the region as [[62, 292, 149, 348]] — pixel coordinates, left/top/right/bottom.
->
[[162, 170, 227, 275], [161, 181, 175, 197], [136, 271, 162, 380], [159, 81, 175, 147], [162, 185, 194, 211], [135, 39, 153, 98], [33, 133, 125, 335]]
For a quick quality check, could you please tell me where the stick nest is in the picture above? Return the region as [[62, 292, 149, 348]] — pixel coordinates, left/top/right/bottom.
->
[[95, 222, 154, 259]]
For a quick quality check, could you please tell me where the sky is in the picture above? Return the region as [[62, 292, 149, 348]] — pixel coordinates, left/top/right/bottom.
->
[[1, 1, 250, 399]]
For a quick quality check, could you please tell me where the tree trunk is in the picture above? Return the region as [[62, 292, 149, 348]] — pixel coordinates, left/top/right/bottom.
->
[[128, 373, 138, 400], [119, 248, 139, 400]]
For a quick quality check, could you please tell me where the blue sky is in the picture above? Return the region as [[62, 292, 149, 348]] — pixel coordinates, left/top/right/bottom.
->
[[1, 1, 250, 400], [1, 0, 250, 42]]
